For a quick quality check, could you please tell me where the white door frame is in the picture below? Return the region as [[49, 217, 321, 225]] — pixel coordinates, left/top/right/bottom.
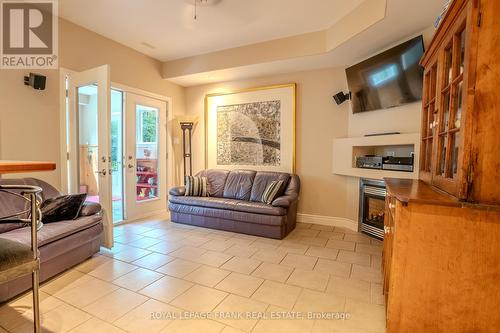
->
[[60, 65, 113, 248], [59, 68, 174, 222], [111, 83, 174, 200], [123, 93, 167, 222]]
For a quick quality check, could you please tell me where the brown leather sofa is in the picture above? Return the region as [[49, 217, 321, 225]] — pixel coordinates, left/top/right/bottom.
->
[[0, 178, 103, 302], [169, 169, 300, 239]]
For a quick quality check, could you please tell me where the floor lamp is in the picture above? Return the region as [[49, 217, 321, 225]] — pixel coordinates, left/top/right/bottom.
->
[[180, 122, 194, 180]]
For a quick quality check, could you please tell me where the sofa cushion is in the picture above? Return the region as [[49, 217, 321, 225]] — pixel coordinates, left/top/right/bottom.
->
[[79, 202, 102, 217], [41, 193, 87, 223], [196, 169, 230, 197], [0, 215, 102, 247], [23, 178, 61, 201], [250, 172, 290, 202], [185, 176, 208, 197], [0, 180, 32, 222], [169, 196, 286, 216], [169, 203, 286, 226], [0, 221, 26, 234], [223, 170, 256, 200], [261, 180, 285, 204], [39, 221, 103, 263], [0, 238, 34, 272], [0, 178, 62, 231]]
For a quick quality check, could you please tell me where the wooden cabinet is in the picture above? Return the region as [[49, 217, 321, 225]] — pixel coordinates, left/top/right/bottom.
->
[[383, 179, 500, 332], [384, 1, 500, 331], [382, 195, 395, 307], [419, 0, 500, 204]]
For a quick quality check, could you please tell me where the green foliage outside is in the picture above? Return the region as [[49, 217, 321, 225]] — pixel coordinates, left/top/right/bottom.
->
[[142, 111, 158, 143]]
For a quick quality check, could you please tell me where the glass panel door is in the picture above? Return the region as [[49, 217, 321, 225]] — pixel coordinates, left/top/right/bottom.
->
[[77, 85, 100, 202], [136, 105, 159, 202], [111, 89, 124, 222], [125, 93, 167, 221], [67, 65, 113, 248]]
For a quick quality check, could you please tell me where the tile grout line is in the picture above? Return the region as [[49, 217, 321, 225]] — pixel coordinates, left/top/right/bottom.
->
[[5, 218, 384, 332]]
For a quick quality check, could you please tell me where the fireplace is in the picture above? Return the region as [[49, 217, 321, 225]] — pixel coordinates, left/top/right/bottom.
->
[[358, 178, 386, 240]]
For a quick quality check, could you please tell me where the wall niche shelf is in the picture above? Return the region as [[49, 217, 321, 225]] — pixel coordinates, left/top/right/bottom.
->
[[332, 133, 420, 180]]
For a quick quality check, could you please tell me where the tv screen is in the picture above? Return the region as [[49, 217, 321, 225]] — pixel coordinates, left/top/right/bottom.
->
[[346, 35, 424, 113]]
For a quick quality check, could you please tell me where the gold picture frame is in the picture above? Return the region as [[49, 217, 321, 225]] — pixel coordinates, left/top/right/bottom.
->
[[204, 83, 296, 173]]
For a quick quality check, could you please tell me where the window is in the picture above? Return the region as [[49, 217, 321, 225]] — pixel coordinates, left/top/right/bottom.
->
[[135, 105, 159, 201], [136, 107, 158, 144]]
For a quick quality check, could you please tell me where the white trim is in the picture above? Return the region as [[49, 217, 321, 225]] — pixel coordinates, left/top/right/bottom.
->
[[59, 69, 174, 187], [59, 70, 175, 214], [110, 82, 175, 196], [59, 67, 75, 193], [111, 82, 169, 102], [297, 213, 358, 231], [332, 133, 420, 180]]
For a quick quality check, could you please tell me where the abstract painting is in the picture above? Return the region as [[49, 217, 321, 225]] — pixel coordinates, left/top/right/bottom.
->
[[216, 100, 281, 166], [205, 84, 296, 173]]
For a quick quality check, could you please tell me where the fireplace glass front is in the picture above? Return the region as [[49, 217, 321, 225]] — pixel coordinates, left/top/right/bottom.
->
[[359, 179, 386, 240]]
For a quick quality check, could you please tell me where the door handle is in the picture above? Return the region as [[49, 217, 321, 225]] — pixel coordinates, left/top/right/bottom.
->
[[95, 169, 107, 176]]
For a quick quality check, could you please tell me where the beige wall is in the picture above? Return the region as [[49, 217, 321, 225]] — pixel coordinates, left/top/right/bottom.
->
[[0, 19, 186, 188], [0, 69, 61, 186], [59, 19, 184, 100], [0, 18, 428, 222], [185, 68, 355, 219], [185, 65, 424, 222], [183, 29, 431, 222]]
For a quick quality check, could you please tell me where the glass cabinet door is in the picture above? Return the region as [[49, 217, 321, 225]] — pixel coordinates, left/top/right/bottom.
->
[[420, 63, 438, 181], [432, 21, 467, 195]]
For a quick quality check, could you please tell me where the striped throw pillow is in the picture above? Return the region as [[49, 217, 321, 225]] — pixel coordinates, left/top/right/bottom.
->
[[185, 176, 208, 197], [261, 180, 285, 204]]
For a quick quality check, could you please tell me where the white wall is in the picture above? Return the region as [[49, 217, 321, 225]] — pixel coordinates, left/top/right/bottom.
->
[[347, 101, 422, 137]]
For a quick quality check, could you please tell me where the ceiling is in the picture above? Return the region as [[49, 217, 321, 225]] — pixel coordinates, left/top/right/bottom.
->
[[59, 0, 443, 87], [167, 0, 442, 86], [59, 0, 365, 61]]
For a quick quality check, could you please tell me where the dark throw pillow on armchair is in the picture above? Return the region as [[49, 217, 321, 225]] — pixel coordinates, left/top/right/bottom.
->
[[40, 193, 87, 223]]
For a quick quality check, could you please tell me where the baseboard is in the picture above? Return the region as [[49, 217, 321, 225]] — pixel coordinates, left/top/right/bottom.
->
[[296, 213, 358, 231]]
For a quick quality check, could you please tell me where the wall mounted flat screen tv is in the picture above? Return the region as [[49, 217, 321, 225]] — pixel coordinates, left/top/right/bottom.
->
[[346, 35, 424, 113]]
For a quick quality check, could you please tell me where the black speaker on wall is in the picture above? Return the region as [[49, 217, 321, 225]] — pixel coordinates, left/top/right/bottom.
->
[[333, 91, 351, 105], [24, 73, 46, 90]]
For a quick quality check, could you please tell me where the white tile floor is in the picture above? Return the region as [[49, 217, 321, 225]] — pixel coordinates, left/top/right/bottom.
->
[[0, 217, 386, 333]]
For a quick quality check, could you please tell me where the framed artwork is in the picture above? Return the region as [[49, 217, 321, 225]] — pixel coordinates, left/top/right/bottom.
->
[[204, 83, 296, 173]]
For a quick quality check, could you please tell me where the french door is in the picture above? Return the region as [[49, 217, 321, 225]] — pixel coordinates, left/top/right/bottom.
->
[[63, 68, 169, 241], [65, 65, 113, 248], [124, 93, 167, 221]]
